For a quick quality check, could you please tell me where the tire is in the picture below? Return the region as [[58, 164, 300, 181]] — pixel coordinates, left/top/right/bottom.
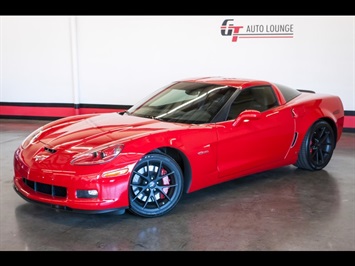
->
[[295, 120, 335, 171], [128, 153, 184, 218]]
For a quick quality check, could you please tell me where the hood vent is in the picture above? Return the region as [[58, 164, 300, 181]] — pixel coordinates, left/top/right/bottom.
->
[[44, 147, 57, 154]]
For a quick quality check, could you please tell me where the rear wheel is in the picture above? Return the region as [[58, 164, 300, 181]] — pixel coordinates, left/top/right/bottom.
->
[[129, 153, 183, 218], [295, 120, 335, 170]]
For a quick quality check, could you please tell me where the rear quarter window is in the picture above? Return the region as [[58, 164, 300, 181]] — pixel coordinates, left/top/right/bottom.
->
[[275, 83, 301, 102]]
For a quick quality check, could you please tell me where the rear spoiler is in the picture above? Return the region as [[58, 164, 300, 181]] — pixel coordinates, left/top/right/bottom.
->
[[297, 89, 315, 93]]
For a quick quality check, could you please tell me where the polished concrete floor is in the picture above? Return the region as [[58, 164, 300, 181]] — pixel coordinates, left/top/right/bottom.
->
[[0, 118, 354, 251]]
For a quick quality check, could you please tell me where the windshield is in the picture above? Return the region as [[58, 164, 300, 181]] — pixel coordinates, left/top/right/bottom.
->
[[128, 81, 235, 124]]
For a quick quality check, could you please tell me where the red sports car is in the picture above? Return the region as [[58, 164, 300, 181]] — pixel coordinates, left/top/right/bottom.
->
[[13, 77, 344, 218]]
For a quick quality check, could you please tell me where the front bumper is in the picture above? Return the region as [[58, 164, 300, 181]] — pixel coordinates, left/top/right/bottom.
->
[[13, 147, 132, 213], [13, 184, 126, 214]]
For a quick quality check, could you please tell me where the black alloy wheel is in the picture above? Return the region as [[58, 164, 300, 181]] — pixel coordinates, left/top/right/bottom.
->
[[295, 120, 335, 170], [129, 153, 184, 218]]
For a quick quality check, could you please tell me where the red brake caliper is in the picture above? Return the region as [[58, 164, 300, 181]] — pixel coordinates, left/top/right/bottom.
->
[[160, 168, 170, 198]]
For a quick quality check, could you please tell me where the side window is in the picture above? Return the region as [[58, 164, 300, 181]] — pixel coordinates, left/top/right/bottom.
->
[[249, 86, 278, 112], [228, 86, 278, 119], [227, 89, 254, 119]]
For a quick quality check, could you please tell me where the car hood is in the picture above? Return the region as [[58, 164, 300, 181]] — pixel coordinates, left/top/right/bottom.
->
[[39, 112, 186, 152]]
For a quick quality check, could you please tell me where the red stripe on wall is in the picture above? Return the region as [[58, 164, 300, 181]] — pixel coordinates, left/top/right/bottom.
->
[[79, 107, 126, 114], [1, 105, 354, 129], [0, 105, 126, 117], [0, 105, 77, 117], [344, 115, 355, 128]]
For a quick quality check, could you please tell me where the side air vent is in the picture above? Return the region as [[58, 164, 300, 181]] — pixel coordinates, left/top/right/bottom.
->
[[44, 147, 57, 153], [291, 132, 298, 148]]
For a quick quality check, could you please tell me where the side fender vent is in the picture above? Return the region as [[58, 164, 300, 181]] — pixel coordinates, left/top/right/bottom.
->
[[291, 132, 298, 148]]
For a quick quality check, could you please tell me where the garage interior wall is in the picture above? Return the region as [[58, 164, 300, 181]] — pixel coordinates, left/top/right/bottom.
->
[[0, 16, 354, 129]]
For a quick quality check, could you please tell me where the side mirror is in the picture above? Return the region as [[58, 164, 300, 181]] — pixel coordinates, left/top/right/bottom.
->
[[232, 110, 261, 127]]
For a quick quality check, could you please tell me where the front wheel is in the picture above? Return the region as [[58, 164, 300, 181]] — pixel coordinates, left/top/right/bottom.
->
[[128, 153, 184, 218], [295, 120, 335, 170]]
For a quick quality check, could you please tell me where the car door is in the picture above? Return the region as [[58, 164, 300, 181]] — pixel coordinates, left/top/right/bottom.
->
[[215, 86, 295, 179]]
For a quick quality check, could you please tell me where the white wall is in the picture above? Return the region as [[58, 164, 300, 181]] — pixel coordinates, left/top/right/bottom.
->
[[1, 15, 354, 110], [0, 16, 73, 103]]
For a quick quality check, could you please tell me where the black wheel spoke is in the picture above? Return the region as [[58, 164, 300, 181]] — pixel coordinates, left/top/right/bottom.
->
[[155, 170, 175, 182], [308, 125, 334, 166], [149, 194, 160, 209], [157, 160, 163, 178], [131, 186, 146, 201], [318, 149, 325, 162], [142, 194, 156, 209], [132, 170, 149, 182], [146, 160, 151, 180], [155, 185, 174, 201], [317, 129, 329, 145]]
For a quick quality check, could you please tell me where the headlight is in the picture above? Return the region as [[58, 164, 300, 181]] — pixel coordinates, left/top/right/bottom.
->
[[71, 144, 123, 165], [21, 127, 43, 149]]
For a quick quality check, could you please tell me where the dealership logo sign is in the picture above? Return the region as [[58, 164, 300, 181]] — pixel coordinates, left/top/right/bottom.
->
[[221, 19, 294, 43]]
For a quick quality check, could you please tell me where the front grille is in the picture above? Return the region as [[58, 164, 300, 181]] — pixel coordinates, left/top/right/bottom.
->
[[22, 178, 67, 197]]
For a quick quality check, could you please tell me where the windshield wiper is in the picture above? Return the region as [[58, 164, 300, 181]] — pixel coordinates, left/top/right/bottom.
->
[[119, 111, 130, 115]]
